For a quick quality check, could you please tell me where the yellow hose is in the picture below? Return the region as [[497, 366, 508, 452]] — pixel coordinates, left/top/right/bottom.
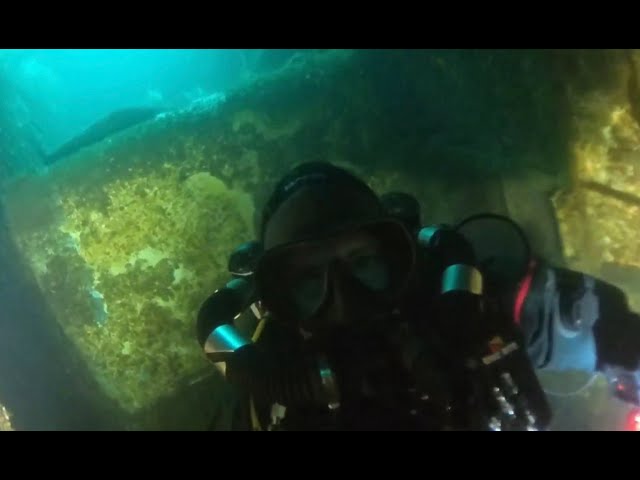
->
[[251, 317, 267, 343]]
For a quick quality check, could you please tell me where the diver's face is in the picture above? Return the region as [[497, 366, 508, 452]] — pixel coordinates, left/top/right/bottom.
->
[[279, 230, 391, 329]]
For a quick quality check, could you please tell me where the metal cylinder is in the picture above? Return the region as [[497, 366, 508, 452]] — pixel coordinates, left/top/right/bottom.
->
[[204, 324, 251, 363], [441, 264, 483, 295], [417, 225, 441, 247]]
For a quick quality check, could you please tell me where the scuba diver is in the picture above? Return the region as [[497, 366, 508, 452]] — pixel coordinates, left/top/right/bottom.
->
[[197, 161, 640, 430]]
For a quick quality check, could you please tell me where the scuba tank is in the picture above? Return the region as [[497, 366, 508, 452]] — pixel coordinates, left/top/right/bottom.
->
[[381, 193, 552, 430], [415, 222, 552, 430]]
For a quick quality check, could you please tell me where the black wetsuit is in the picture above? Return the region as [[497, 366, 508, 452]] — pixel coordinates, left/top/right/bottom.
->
[[205, 247, 639, 431]]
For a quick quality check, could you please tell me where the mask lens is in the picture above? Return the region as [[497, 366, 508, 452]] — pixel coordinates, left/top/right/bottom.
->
[[290, 266, 327, 318], [256, 218, 416, 326], [348, 253, 390, 291]]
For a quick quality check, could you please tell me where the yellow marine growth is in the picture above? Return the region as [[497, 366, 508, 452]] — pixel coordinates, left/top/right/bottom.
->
[[553, 80, 640, 311], [0, 404, 13, 431], [16, 165, 254, 413]]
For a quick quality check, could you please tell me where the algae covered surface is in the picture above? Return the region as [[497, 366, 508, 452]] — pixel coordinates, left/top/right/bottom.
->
[[552, 53, 640, 312], [6, 162, 255, 413], [0, 403, 13, 431], [0, 51, 357, 418]]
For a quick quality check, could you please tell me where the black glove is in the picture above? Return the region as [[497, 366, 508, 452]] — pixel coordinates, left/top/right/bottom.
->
[[603, 365, 640, 405], [592, 283, 640, 372], [593, 284, 640, 405]]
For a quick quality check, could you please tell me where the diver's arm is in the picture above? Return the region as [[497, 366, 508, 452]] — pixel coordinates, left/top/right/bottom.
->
[[410, 218, 639, 375], [516, 260, 640, 402], [197, 280, 338, 420]]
